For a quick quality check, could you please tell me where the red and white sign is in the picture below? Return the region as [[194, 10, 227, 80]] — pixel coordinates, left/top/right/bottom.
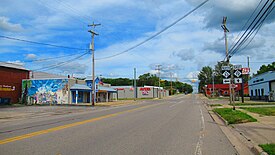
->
[[140, 88, 151, 91], [242, 68, 250, 75]]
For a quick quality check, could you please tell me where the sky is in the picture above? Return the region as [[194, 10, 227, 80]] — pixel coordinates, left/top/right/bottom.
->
[[0, 0, 274, 90]]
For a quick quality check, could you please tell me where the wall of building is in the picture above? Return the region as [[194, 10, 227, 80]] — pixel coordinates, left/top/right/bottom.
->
[[0, 66, 29, 104], [248, 71, 275, 101], [22, 79, 70, 104], [113, 86, 169, 99], [138, 87, 154, 98]]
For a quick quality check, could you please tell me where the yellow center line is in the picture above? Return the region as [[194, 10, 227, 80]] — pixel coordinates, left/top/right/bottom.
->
[[0, 104, 156, 145]]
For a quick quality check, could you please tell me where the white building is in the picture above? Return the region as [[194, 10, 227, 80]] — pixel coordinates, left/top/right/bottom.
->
[[248, 71, 275, 101]]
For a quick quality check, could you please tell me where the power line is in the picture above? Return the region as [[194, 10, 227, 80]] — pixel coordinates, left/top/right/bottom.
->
[[23, 51, 87, 63], [36, 0, 87, 25], [228, 0, 264, 51], [0, 35, 88, 50], [232, 4, 275, 56], [53, 0, 92, 22], [228, 0, 269, 56], [95, 0, 209, 60], [32, 51, 90, 71], [230, 1, 274, 57], [232, 61, 274, 64], [227, 0, 274, 58]]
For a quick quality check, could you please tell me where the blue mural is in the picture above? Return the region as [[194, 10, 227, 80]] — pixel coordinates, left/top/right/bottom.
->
[[23, 79, 68, 104]]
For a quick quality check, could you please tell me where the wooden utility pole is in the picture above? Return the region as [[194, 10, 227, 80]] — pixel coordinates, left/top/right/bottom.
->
[[88, 22, 100, 106], [221, 17, 235, 109], [134, 68, 137, 100], [156, 65, 162, 98]]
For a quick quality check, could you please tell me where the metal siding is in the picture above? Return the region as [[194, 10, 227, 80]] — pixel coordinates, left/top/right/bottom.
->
[[0, 67, 29, 103]]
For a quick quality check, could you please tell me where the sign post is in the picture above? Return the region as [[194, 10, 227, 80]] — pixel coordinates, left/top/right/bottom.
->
[[233, 65, 242, 105], [222, 65, 232, 105]]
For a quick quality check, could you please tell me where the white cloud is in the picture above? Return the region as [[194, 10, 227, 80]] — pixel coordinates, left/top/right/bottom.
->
[[0, 16, 24, 32], [25, 54, 37, 60], [173, 48, 195, 61], [0, 0, 274, 80]]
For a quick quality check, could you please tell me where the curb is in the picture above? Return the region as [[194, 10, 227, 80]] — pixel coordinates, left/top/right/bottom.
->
[[203, 98, 268, 155], [212, 111, 229, 126]]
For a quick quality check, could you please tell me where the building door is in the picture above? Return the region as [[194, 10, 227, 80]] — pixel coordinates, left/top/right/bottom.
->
[[271, 82, 275, 92]]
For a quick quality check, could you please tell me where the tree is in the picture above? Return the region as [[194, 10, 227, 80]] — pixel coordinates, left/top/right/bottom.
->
[[198, 66, 213, 93], [214, 61, 228, 84], [101, 78, 132, 86], [137, 73, 159, 86], [255, 62, 275, 76], [160, 80, 193, 94]]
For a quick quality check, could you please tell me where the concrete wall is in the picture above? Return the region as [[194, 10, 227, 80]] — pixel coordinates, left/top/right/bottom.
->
[[117, 88, 134, 99], [114, 86, 169, 99]]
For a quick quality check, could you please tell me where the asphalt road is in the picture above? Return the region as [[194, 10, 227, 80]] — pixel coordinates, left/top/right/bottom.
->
[[0, 94, 238, 155]]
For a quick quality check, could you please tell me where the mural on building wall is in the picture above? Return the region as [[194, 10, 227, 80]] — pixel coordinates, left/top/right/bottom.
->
[[22, 79, 68, 104]]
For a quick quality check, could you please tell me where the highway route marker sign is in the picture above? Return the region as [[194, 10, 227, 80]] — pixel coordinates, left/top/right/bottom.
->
[[223, 79, 230, 84], [234, 78, 242, 84], [222, 71, 230, 78]]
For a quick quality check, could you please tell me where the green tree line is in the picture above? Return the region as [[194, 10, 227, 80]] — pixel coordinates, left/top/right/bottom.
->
[[101, 73, 193, 94], [197, 61, 275, 93]]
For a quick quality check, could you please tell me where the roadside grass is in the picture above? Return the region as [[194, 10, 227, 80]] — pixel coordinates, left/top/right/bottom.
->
[[240, 107, 275, 116], [213, 108, 257, 124], [208, 97, 229, 100], [209, 104, 223, 107], [230, 102, 275, 106], [118, 98, 155, 100], [259, 143, 275, 155], [0, 103, 26, 108]]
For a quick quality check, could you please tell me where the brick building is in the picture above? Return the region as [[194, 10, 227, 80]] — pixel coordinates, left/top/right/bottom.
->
[[0, 63, 30, 104]]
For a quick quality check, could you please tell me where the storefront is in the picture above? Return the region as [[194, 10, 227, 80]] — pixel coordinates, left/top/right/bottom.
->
[[249, 71, 275, 101], [0, 63, 29, 104]]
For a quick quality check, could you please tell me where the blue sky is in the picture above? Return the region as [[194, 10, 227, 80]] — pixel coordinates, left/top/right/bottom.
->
[[0, 0, 274, 90]]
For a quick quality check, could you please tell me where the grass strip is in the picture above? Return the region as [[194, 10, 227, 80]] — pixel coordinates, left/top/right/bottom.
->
[[209, 104, 223, 107], [213, 108, 257, 124], [240, 107, 275, 116], [259, 143, 275, 155], [230, 102, 275, 106]]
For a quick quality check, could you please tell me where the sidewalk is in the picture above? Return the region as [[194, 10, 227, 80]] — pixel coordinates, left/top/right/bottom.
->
[[234, 109, 275, 145], [0, 100, 141, 123], [203, 95, 275, 154]]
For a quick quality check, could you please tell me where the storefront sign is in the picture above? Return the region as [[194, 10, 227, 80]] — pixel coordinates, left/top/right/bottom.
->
[[140, 87, 151, 95], [139, 88, 151, 91], [0, 85, 15, 91]]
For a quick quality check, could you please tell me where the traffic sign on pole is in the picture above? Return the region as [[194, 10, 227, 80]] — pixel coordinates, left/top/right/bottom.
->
[[233, 65, 242, 70], [234, 78, 242, 83], [222, 66, 231, 71], [223, 79, 230, 84], [234, 70, 242, 78], [222, 71, 230, 78], [242, 68, 250, 75]]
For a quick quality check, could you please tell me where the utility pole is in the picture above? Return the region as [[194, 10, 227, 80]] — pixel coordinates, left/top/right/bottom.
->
[[88, 22, 100, 106], [134, 68, 137, 100], [156, 65, 162, 98], [221, 16, 234, 109], [247, 56, 250, 80], [170, 72, 173, 95], [212, 71, 215, 97]]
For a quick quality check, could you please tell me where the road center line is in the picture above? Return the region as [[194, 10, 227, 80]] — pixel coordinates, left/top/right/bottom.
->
[[169, 102, 180, 108], [0, 104, 156, 145], [195, 106, 205, 155]]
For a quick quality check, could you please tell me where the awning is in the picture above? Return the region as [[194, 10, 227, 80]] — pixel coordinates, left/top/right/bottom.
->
[[98, 86, 117, 93], [70, 84, 91, 91]]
